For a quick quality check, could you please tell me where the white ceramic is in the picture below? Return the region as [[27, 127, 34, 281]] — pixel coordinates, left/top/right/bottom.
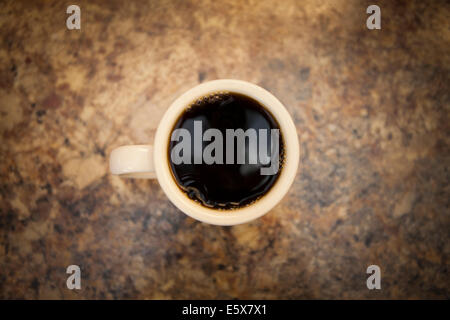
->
[[110, 79, 299, 226]]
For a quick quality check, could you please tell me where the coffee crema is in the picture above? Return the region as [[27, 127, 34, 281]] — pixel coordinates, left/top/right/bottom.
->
[[168, 92, 284, 209]]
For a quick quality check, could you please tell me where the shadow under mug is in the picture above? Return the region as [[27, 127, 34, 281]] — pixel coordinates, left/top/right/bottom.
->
[[110, 79, 299, 225]]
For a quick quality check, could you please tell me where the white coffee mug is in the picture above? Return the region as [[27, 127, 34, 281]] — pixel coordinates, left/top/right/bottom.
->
[[110, 79, 299, 225]]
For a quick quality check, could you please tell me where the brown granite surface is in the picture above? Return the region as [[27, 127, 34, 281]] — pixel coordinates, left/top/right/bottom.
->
[[0, 0, 449, 299]]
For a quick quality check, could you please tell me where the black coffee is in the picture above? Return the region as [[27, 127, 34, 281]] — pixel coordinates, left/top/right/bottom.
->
[[168, 92, 284, 209]]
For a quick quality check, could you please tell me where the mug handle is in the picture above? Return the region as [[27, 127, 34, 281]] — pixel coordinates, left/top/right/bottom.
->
[[109, 145, 156, 179]]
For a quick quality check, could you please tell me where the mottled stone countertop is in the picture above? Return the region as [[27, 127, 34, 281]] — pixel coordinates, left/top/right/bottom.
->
[[0, 0, 449, 299]]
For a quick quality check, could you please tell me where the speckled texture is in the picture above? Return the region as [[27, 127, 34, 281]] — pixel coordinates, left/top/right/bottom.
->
[[0, 0, 449, 299]]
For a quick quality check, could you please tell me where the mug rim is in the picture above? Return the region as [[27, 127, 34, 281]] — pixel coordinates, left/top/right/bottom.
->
[[154, 79, 299, 225]]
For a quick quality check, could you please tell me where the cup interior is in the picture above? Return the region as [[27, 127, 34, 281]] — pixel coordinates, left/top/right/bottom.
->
[[154, 79, 299, 225]]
